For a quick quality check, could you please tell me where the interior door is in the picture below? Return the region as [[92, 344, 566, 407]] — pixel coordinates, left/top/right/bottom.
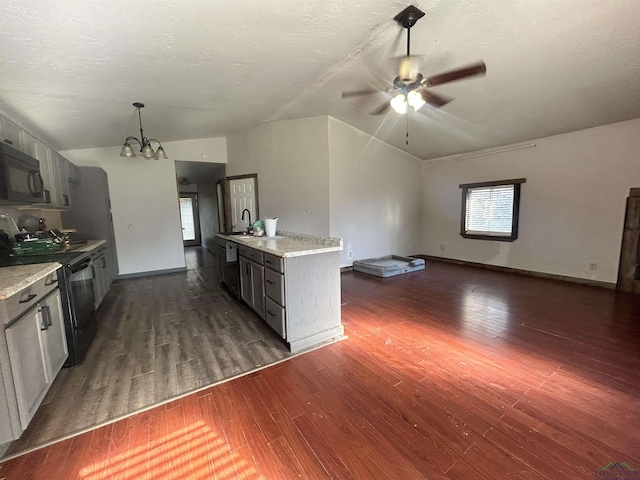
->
[[225, 174, 259, 232], [179, 193, 201, 247]]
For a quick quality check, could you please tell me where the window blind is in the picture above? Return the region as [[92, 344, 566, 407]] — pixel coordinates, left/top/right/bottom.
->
[[465, 184, 514, 234]]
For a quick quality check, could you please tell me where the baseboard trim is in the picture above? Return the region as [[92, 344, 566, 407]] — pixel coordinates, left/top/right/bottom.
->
[[416, 255, 616, 289], [340, 266, 354, 273], [115, 266, 188, 280]]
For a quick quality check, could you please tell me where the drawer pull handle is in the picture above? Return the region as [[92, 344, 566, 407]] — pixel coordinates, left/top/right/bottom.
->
[[266, 279, 274, 285], [267, 310, 276, 317], [265, 260, 273, 264], [45, 277, 58, 286], [19, 293, 37, 304]]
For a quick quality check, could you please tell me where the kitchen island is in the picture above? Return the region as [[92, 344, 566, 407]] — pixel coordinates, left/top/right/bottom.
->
[[215, 231, 344, 353]]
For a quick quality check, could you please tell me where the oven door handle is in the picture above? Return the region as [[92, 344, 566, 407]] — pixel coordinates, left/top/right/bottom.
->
[[71, 258, 92, 273]]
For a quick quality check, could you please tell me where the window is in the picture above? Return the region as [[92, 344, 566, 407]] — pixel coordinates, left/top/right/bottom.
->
[[459, 178, 526, 241]]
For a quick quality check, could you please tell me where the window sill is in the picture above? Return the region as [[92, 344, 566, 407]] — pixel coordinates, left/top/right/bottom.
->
[[460, 233, 517, 242]]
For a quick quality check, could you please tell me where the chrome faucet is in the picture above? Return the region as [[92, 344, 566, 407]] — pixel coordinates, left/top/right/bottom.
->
[[241, 208, 252, 231]]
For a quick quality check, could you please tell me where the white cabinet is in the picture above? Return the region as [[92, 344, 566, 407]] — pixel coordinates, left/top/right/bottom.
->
[[239, 243, 266, 318], [52, 152, 71, 208], [264, 255, 286, 338], [4, 288, 67, 430], [91, 245, 110, 309], [39, 290, 67, 378], [1, 116, 22, 149], [215, 244, 225, 283], [0, 111, 75, 209], [5, 304, 49, 429]]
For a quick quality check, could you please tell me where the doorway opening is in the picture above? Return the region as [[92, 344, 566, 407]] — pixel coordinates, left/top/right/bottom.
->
[[179, 193, 201, 247]]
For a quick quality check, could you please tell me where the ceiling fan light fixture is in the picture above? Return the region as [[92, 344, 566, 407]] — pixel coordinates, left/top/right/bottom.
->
[[407, 90, 426, 111], [390, 94, 408, 114]]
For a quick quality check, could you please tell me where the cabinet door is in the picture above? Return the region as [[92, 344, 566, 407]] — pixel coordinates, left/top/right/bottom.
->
[[41, 290, 68, 378], [215, 246, 225, 282], [240, 256, 252, 305], [250, 262, 265, 318], [100, 254, 109, 302], [55, 154, 71, 207], [1, 115, 23, 150], [5, 306, 49, 428], [92, 252, 108, 308]]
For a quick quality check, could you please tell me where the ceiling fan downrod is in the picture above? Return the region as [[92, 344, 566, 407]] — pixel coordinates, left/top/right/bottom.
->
[[394, 5, 425, 58]]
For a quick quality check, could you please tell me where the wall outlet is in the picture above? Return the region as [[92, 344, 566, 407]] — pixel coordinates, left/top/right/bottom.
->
[[128, 223, 134, 231], [588, 262, 598, 271], [347, 251, 353, 259], [440, 244, 445, 255]]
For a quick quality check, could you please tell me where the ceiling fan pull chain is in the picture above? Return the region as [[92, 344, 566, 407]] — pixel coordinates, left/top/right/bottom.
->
[[406, 115, 409, 145]]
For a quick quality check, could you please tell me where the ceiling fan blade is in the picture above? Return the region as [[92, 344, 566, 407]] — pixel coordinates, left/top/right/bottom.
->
[[370, 102, 391, 115], [419, 89, 453, 108], [424, 61, 486, 87], [341, 89, 383, 99]]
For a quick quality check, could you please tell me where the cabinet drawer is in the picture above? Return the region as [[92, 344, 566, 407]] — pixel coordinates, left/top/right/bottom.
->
[[264, 268, 285, 306], [3, 272, 58, 325], [263, 252, 284, 273], [265, 297, 286, 338], [239, 244, 263, 265]]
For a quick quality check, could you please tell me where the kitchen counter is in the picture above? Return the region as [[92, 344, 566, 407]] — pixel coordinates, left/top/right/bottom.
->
[[0, 239, 106, 301], [0, 263, 60, 301], [216, 230, 342, 258], [69, 239, 106, 252], [216, 230, 343, 353]]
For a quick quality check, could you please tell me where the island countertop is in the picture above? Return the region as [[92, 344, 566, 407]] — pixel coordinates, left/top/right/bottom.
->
[[216, 230, 342, 258]]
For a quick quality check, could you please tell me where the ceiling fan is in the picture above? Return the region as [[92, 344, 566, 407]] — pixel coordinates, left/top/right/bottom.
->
[[342, 5, 486, 116]]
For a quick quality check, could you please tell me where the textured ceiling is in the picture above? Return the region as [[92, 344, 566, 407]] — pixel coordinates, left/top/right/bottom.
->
[[1, 1, 640, 160]]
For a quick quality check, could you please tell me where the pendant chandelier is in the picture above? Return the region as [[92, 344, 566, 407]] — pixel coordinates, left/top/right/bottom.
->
[[119, 102, 168, 160]]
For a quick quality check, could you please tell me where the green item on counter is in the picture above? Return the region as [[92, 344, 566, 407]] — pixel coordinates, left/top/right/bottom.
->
[[12, 239, 64, 255], [253, 220, 265, 230]]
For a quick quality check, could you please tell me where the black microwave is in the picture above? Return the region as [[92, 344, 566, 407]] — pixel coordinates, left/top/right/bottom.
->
[[0, 141, 44, 204]]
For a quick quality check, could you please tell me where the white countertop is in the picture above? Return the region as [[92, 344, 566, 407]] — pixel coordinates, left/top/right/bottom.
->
[[70, 239, 106, 252], [217, 230, 342, 258], [0, 239, 107, 301], [0, 263, 60, 301]]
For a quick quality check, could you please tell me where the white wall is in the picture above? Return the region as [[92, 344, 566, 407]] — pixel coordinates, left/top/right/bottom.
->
[[227, 117, 330, 235], [227, 116, 423, 267], [421, 118, 640, 283], [328, 118, 424, 267], [62, 137, 227, 275]]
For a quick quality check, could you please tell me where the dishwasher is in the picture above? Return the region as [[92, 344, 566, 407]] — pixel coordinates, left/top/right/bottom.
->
[[224, 240, 240, 298]]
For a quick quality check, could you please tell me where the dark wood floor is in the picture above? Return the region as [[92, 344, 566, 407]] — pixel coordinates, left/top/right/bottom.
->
[[1, 259, 639, 479], [2, 247, 294, 458]]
